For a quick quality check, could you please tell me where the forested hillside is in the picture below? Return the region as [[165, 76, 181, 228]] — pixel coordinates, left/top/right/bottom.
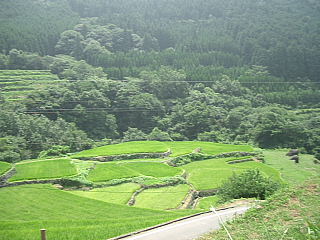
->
[[0, 0, 319, 161]]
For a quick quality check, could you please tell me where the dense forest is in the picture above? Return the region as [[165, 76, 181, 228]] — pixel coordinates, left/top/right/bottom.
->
[[0, 0, 319, 161]]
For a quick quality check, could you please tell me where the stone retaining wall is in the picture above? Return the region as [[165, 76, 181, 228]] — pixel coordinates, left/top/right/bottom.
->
[[77, 150, 172, 162]]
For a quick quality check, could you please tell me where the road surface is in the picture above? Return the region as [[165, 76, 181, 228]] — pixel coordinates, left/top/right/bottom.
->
[[118, 206, 250, 240]]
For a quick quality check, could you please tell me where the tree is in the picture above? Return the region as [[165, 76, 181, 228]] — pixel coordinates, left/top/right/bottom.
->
[[218, 169, 280, 201], [122, 128, 147, 142], [55, 30, 84, 59], [147, 127, 172, 141]]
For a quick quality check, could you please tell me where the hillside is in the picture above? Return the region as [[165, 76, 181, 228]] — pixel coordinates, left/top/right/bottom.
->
[[0, 2, 319, 239]]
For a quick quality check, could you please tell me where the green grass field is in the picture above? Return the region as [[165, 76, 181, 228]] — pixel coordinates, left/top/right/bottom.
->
[[165, 141, 254, 157], [0, 70, 61, 100], [0, 161, 11, 175], [69, 183, 141, 204], [182, 157, 282, 190], [73, 141, 254, 158], [196, 196, 220, 210], [73, 141, 168, 158], [9, 159, 77, 182], [0, 184, 195, 240], [135, 184, 190, 210], [264, 150, 320, 185], [87, 162, 182, 182]]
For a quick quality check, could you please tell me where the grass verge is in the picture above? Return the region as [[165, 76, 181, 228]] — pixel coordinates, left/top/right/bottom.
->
[[198, 178, 320, 240]]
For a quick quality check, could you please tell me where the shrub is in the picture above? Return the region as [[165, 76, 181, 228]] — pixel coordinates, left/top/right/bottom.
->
[[122, 128, 147, 142], [147, 127, 172, 141], [218, 169, 280, 201], [38, 145, 71, 158]]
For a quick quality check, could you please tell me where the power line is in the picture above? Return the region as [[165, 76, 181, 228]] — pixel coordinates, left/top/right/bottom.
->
[[1, 78, 320, 83]]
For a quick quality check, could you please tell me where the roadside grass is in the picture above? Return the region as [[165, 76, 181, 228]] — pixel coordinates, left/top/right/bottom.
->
[[0, 184, 195, 240], [182, 157, 281, 190], [0, 161, 11, 175], [69, 183, 141, 204], [135, 184, 190, 210], [198, 178, 320, 240], [87, 162, 182, 182], [73, 141, 254, 158], [264, 150, 320, 185], [196, 196, 221, 210], [9, 159, 77, 182], [72, 141, 168, 158]]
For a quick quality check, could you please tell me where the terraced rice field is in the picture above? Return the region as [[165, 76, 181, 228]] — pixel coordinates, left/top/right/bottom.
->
[[134, 184, 190, 210], [69, 183, 141, 204], [9, 159, 77, 182], [0, 161, 11, 175], [73, 141, 254, 158], [73, 141, 168, 158], [0, 70, 62, 100], [182, 157, 282, 190], [0, 184, 194, 240], [87, 162, 182, 182]]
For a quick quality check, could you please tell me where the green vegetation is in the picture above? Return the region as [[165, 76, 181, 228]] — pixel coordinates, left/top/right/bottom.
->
[[135, 184, 190, 210], [74, 141, 253, 159], [217, 169, 280, 201], [0, 184, 193, 240], [9, 159, 77, 182], [87, 163, 140, 182], [0, 161, 11, 175], [166, 141, 253, 157], [69, 183, 140, 204], [196, 196, 221, 210], [87, 161, 182, 182], [0, 70, 61, 100], [264, 150, 320, 185], [199, 179, 320, 240], [73, 141, 168, 158], [182, 157, 281, 190]]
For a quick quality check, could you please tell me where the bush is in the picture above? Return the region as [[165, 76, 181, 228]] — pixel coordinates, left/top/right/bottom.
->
[[122, 128, 147, 142], [38, 145, 71, 158], [147, 127, 172, 141], [218, 169, 280, 201]]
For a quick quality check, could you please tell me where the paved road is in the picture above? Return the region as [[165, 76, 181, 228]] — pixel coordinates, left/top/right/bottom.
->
[[119, 206, 250, 240]]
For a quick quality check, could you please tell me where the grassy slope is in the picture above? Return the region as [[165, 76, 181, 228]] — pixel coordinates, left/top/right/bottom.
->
[[9, 159, 77, 182], [198, 150, 320, 239], [264, 150, 319, 185], [73, 141, 254, 158], [87, 162, 182, 182], [196, 196, 221, 210], [135, 184, 190, 210], [199, 178, 320, 240], [183, 157, 281, 190], [69, 183, 141, 204], [0, 161, 11, 175], [0, 185, 193, 240]]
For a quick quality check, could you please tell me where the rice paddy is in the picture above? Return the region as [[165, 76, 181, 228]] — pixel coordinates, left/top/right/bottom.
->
[[9, 159, 77, 182]]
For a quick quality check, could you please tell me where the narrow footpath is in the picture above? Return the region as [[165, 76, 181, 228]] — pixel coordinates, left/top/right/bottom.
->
[[112, 206, 250, 240]]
